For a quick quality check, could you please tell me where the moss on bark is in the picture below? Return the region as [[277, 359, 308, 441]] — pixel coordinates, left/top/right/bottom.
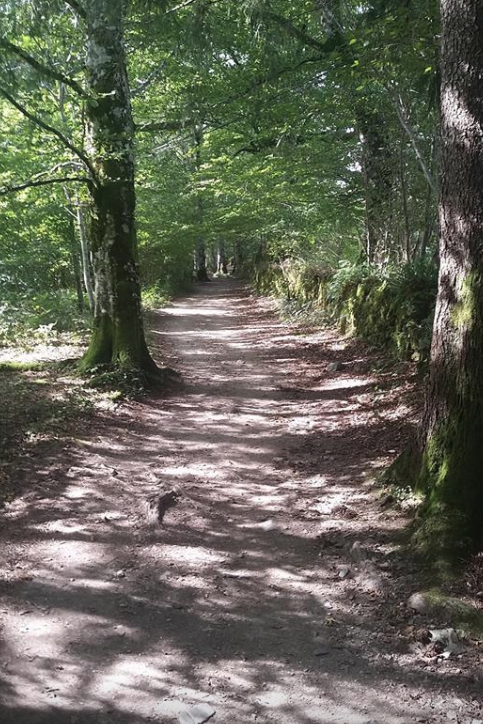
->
[[413, 414, 483, 562]]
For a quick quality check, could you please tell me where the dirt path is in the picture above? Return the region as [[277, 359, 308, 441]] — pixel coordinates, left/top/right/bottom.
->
[[0, 280, 481, 724]]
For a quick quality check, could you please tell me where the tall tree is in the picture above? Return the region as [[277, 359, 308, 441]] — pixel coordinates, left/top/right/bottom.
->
[[410, 0, 483, 559], [80, 0, 157, 372], [0, 0, 158, 374]]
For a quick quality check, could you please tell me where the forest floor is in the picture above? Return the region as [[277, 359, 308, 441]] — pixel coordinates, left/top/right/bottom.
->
[[0, 279, 482, 724]]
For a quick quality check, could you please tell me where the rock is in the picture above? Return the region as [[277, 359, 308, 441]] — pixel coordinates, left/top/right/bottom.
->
[[178, 703, 216, 724], [429, 628, 464, 653], [408, 592, 428, 613], [357, 561, 383, 593], [314, 646, 330, 656], [259, 519, 277, 531], [406, 589, 483, 635], [379, 494, 394, 508], [350, 540, 368, 562], [327, 362, 342, 372], [338, 567, 350, 579]]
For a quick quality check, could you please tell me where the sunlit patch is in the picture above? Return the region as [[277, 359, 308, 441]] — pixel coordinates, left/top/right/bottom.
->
[[163, 306, 230, 317], [317, 377, 372, 391], [161, 545, 227, 565], [265, 567, 307, 583], [38, 520, 90, 535]]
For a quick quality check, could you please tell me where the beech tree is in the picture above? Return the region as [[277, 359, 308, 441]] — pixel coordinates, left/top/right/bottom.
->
[[408, 0, 483, 559], [0, 0, 158, 373], [80, 0, 156, 372]]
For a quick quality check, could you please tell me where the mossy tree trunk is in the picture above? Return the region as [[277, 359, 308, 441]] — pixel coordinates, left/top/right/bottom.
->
[[411, 0, 483, 559], [79, 0, 156, 373]]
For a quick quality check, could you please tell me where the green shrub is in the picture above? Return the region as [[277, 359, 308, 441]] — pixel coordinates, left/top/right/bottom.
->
[[254, 257, 437, 361], [0, 290, 90, 346]]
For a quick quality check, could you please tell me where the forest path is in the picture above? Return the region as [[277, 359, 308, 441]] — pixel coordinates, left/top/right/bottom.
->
[[0, 280, 480, 724]]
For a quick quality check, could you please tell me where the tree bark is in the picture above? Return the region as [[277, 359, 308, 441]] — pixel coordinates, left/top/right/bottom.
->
[[232, 238, 244, 276], [412, 0, 483, 559], [195, 236, 210, 282], [193, 126, 210, 282], [67, 210, 85, 313], [217, 240, 228, 274], [76, 200, 95, 312], [79, 0, 156, 373], [356, 106, 395, 264]]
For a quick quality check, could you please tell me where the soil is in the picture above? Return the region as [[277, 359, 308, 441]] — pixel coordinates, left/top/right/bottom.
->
[[0, 280, 481, 724]]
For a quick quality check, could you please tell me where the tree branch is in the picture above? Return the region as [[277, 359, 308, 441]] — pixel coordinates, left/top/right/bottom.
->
[[0, 176, 91, 196], [0, 38, 88, 99], [166, 0, 222, 15], [0, 85, 96, 180], [209, 55, 324, 114], [64, 0, 87, 20], [135, 119, 189, 133], [257, 10, 341, 54], [386, 84, 437, 195], [131, 68, 164, 99]]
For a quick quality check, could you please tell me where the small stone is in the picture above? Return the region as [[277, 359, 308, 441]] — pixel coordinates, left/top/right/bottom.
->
[[327, 362, 342, 372], [408, 592, 427, 613], [430, 628, 463, 653], [259, 519, 276, 531], [350, 541, 367, 562], [314, 646, 330, 656], [338, 567, 350, 579], [115, 569, 126, 579]]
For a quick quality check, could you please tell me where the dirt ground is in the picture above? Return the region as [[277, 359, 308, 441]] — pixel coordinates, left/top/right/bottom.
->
[[0, 280, 481, 724]]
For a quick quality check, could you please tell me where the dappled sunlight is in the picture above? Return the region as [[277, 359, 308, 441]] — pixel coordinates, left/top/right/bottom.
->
[[1, 281, 478, 723]]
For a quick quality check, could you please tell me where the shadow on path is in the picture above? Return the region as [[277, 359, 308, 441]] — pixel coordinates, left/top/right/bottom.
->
[[0, 281, 480, 724]]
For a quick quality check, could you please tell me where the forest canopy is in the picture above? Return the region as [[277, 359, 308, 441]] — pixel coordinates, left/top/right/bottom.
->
[[0, 0, 439, 348]]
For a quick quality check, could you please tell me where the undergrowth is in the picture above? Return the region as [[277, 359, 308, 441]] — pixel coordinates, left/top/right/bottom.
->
[[255, 258, 437, 361], [0, 289, 90, 347]]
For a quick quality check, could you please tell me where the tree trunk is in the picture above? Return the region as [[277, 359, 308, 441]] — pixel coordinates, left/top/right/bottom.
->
[[399, 145, 412, 262], [76, 200, 95, 312], [193, 125, 210, 282], [232, 238, 244, 276], [195, 236, 210, 282], [217, 240, 228, 274], [68, 211, 84, 313], [357, 107, 395, 265], [79, 0, 156, 373], [411, 0, 483, 559]]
